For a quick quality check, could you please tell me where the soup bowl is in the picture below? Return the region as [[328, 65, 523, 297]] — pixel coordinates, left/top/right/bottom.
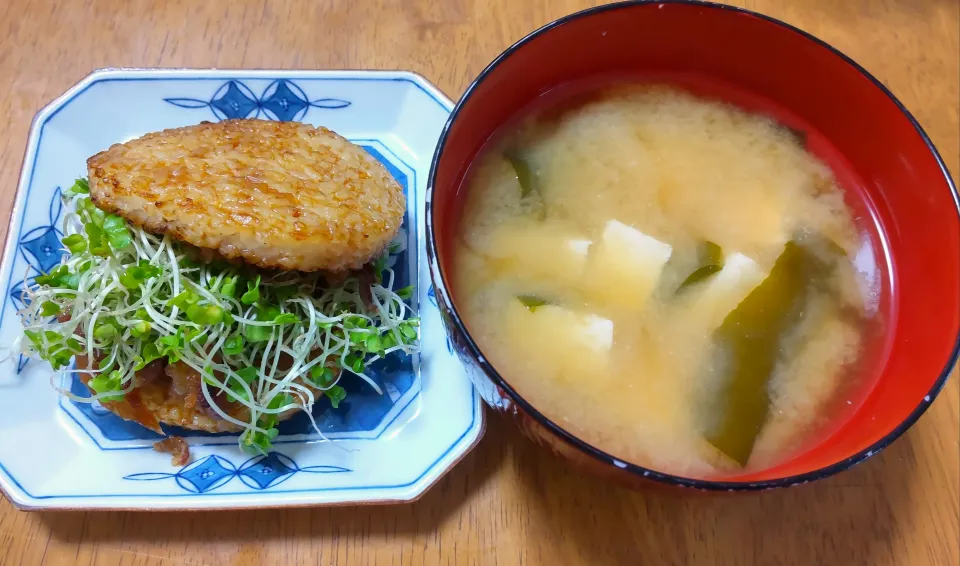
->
[[426, 0, 960, 491]]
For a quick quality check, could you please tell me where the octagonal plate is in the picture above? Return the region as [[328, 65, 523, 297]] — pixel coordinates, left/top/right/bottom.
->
[[0, 69, 484, 510]]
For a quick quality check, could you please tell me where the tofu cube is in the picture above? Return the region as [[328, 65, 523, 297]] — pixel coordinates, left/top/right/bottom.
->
[[587, 220, 673, 310], [484, 222, 592, 285], [504, 300, 614, 377]]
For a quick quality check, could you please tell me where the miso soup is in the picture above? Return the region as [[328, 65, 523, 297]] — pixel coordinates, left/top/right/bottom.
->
[[453, 85, 878, 478]]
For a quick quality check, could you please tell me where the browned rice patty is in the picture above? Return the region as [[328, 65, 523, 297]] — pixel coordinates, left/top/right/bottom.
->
[[86, 119, 405, 272]]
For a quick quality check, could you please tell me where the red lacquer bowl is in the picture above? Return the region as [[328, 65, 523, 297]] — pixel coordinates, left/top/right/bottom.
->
[[426, 0, 960, 490]]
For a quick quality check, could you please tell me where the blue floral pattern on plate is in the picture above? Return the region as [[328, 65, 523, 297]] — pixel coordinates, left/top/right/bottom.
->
[[165, 79, 351, 121], [8, 186, 64, 374], [125, 452, 350, 493]]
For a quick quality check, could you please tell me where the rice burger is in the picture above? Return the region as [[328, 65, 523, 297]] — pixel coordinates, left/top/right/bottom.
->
[[17, 119, 419, 463]]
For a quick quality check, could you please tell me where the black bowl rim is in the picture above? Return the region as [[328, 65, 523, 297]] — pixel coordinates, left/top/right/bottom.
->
[[425, 0, 960, 491]]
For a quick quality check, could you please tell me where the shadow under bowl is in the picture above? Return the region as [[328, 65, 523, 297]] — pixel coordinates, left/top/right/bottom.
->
[[426, 0, 960, 491]]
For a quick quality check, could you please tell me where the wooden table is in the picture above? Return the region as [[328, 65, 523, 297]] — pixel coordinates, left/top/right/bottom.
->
[[0, 1, 957, 564]]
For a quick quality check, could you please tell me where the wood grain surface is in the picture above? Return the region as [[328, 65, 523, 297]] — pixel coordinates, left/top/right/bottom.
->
[[0, 0, 957, 564]]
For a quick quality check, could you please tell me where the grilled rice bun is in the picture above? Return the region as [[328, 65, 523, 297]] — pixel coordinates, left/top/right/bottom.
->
[[86, 119, 405, 272]]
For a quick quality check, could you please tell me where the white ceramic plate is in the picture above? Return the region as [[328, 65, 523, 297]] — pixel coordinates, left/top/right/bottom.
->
[[0, 69, 484, 510]]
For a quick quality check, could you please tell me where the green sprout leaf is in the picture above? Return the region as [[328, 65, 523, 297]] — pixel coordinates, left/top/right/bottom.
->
[[89, 370, 124, 402], [130, 320, 151, 337], [309, 365, 337, 388], [325, 385, 347, 409], [223, 335, 244, 356], [133, 343, 162, 371], [84, 222, 111, 257], [272, 312, 299, 324], [62, 233, 87, 254], [35, 265, 80, 290], [381, 331, 398, 350], [186, 304, 225, 325], [156, 329, 192, 363], [373, 254, 389, 283], [234, 367, 258, 383], [102, 215, 133, 250], [396, 285, 414, 300], [120, 261, 162, 289], [65, 337, 83, 353], [240, 275, 261, 305], [93, 317, 121, 342], [267, 393, 292, 411], [68, 178, 90, 195], [364, 334, 382, 354], [219, 276, 238, 298], [245, 324, 272, 343], [39, 301, 61, 317], [226, 380, 251, 404], [401, 325, 418, 341], [240, 428, 272, 455], [169, 290, 199, 310], [345, 353, 365, 374]]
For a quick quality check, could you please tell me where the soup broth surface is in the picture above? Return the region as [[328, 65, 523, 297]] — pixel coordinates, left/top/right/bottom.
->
[[453, 85, 873, 478]]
